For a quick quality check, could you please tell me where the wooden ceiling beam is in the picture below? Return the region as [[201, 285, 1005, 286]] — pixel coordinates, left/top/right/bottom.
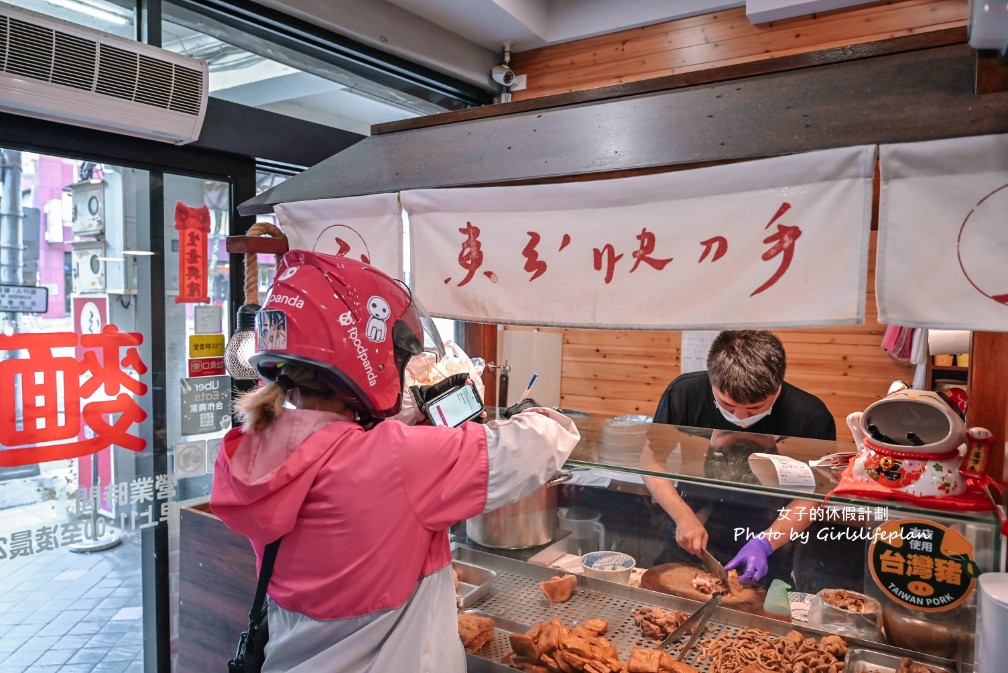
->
[[240, 43, 1008, 215]]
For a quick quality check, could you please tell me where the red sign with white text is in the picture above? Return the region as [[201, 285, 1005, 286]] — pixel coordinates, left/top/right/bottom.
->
[[188, 357, 225, 377]]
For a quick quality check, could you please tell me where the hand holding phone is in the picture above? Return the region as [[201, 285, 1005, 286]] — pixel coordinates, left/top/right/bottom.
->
[[423, 383, 484, 427]]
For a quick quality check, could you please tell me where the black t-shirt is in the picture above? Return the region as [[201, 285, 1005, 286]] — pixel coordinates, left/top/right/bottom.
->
[[650, 371, 850, 589], [652, 371, 836, 440]]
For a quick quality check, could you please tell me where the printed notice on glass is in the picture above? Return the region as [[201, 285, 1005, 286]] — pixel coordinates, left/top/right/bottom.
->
[[748, 453, 816, 489]]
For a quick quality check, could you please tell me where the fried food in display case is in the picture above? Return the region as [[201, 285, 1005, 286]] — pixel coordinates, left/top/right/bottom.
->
[[458, 612, 496, 653]]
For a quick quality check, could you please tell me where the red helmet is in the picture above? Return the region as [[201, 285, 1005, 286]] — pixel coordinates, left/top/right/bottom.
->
[[249, 250, 443, 419]]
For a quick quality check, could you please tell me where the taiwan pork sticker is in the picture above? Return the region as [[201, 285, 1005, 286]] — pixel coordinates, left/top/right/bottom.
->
[[868, 518, 979, 612]]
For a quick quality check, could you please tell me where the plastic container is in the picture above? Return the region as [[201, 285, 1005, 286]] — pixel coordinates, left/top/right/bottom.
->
[[763, 579, 792, 617], [808, 589, 882, 640], [557, 507, 606, 556], [975, 573, 1008, 673]]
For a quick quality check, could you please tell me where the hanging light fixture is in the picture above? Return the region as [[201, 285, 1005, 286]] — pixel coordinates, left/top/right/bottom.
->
[[224, 222, 286, 381]]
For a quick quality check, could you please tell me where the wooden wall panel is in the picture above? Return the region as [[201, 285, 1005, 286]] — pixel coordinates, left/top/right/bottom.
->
[[510, 1, 967, 100], [178, 504, 256, 673], [557, 232, 916, 449]]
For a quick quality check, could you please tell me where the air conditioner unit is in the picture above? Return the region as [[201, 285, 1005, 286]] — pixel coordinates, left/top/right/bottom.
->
[[0, 1, 208, 144]]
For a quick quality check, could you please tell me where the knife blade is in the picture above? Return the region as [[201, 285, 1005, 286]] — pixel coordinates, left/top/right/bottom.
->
[[700, 549, 733, 595]]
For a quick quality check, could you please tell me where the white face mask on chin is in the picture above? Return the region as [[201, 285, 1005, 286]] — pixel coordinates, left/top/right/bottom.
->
[[713, 394, 776, 428]]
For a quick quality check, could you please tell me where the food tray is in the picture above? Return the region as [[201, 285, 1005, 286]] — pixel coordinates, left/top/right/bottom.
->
[[455, 546, 958, 673], [844, 648, 954, 673], [455, 560, 497, 609]]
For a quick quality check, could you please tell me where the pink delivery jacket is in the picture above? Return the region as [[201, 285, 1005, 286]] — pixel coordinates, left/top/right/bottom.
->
[[210, 406, 579, 673]]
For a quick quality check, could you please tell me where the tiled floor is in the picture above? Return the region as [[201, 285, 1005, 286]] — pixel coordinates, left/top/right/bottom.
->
[[0, 502, 143, 673]]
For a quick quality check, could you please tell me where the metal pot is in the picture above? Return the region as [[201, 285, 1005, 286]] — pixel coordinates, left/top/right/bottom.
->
[[466, 472, 571, 549]]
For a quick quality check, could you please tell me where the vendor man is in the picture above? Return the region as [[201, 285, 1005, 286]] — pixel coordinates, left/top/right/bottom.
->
[[653, 329, 835, 440], [645, 330, 844, 591]]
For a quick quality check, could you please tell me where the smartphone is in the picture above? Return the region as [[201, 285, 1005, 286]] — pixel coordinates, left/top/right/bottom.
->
[[424, 383, 484, 427]]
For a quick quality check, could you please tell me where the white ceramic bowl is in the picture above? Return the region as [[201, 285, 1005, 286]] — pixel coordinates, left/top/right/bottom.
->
[[580, 551, 636, 584]]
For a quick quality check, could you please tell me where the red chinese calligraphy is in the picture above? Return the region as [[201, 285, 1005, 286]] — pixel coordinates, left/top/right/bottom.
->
[[751, 202, 802, 297], [0, 325, 148, 467], [522, 232, 548, 281], [174, 201, 211, 304], [80, 325, 148, 397], [0, 332, 81, 445], [592, 244, 624, 284], [312, 224, 372, 264], [449, 221, 491, 287], [698, 236, 728, 263], [629, 228, 673, 273]]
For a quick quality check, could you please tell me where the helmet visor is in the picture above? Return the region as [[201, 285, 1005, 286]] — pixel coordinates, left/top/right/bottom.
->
[[412, 294, 446, 361], [392, 280, 445, 362]]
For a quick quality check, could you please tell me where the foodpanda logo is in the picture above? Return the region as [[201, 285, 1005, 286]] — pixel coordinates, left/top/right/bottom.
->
[[347, 326, 377, 387], [277, 267, 297, 281], [338, 311, 353, 326], [271, 294, 304, 309]]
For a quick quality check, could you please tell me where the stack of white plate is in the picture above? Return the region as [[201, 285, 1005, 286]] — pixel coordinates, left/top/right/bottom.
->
[[600, 415, 652, 468]]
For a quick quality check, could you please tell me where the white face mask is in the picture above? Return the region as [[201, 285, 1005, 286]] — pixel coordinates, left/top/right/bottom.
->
[[713, 390, 777, 428]]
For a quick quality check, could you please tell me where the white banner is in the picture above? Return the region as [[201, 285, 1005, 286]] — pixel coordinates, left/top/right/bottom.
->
[[273, 193, 403, 278], [403, 146, 873, 329], [878, 134, 1008, 330]]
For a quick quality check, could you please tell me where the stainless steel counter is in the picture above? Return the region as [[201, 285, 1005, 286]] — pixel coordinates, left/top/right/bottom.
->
[[454, 544, 960, 673]]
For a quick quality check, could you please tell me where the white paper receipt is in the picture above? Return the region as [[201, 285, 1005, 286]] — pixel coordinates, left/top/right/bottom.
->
[[748, 453, 816, 488]]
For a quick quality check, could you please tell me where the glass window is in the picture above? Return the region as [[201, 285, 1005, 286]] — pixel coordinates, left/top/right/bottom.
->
[[0, 150, 150, 671], [12, 0, 134, 37], [161, 6, 423, 135], [11, 1, 430, 136], [0, 148, 236, 673]]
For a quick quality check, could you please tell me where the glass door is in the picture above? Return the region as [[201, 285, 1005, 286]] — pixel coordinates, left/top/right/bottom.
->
[[0, 148, 232, 673]]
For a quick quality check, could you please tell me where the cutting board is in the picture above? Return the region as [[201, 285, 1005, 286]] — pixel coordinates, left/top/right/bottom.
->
[[640, 563, 767, 612]]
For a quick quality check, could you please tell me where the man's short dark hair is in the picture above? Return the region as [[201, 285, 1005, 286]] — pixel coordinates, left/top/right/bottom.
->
[[706, 330, 786, 404]]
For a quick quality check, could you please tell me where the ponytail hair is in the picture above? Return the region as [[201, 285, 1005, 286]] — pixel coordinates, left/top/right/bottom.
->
[[235, 365, 333, 434], [235, 378, 290, 434]]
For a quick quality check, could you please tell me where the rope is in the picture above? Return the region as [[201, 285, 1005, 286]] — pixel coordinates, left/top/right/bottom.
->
[[243, 222, 285, 305]]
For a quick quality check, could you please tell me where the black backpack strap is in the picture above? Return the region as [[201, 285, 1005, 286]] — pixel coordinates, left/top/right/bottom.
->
[[250, 539, 281, 620]]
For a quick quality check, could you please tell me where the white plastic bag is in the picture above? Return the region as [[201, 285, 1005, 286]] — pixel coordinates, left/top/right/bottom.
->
[[393, 341, 485, 425]]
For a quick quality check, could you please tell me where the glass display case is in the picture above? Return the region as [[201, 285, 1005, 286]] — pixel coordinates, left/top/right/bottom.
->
[[455, 416, 1005, 673]]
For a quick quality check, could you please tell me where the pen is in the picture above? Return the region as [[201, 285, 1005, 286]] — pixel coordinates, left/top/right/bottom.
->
[[518, 373, 538, 403]]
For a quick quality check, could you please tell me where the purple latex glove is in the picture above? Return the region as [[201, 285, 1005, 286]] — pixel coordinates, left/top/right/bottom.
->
[[724, 537, 773, 583]]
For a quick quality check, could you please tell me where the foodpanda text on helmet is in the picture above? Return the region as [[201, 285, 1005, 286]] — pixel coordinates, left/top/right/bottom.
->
[[348, 326, 378, 386], [271, 294, 304, 309]]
